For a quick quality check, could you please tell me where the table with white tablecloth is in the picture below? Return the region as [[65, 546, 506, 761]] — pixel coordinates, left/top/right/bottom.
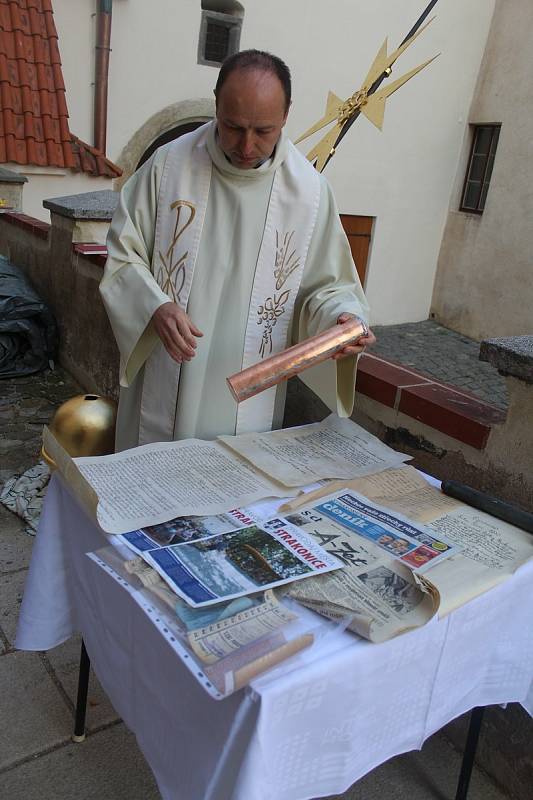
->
[[16, 474, 533, 800]]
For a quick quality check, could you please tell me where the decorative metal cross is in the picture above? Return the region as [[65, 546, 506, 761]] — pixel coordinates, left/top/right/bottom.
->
[[295, 1, 441, 172]]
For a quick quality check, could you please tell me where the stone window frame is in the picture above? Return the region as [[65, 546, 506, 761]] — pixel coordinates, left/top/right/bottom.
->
[[197, 9, 242, 67], [460, 123, 501, 215]]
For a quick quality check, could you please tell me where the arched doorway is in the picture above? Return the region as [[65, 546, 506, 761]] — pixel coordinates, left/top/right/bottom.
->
[[114, 98, 215, 189], [137, 120, 205, 170]]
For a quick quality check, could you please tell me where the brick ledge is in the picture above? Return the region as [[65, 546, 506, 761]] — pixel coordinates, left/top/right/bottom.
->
[[0, 210, 50, 239], [357, 353, 506, 449]]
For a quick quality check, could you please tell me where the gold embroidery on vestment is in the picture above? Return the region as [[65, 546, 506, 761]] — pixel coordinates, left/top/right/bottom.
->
[[274, 231, 300, 290], [257, 228, 303, 357], [257, 290, 290, 358], [156, 200, 196, 304]]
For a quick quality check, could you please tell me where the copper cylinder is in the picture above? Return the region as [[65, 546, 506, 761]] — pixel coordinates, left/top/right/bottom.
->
[[227, 317, 368, 403]]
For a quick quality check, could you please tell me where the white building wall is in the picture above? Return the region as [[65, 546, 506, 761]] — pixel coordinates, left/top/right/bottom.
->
[[17, 170, 112, 222], [53, 0, 95, 146], [39, 1, 496, 323]]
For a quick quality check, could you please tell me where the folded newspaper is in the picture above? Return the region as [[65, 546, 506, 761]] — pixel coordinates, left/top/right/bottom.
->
[[280, 465, 533, 639], [114, 478, 460, 643]]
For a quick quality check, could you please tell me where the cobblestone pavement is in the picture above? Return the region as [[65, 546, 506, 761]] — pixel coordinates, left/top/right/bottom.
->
[[0, 364, 509, 800], [0, 366, 83, 483], [371, 320, 508, 410]]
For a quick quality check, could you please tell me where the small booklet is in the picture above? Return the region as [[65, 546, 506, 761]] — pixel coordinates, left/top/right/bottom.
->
[[88, 546, 329, 699]]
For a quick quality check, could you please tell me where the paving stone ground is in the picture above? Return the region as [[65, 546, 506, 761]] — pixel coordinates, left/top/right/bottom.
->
[[0, 358, 510, 799], [371, 320, 508, 410]]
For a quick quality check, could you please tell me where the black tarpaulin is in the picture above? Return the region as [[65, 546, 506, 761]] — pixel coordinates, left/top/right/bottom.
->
[[0, 256, 58, 378]]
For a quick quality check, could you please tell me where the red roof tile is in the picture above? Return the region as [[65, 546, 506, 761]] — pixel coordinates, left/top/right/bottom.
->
[[0, 0, 121, 178]]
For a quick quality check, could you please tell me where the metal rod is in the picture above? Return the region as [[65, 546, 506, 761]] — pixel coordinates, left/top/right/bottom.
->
[[323, 0, 441, 170], [442, 480, 533, 534], [455, 706, 485, 800], [72, 639, 91, 743]]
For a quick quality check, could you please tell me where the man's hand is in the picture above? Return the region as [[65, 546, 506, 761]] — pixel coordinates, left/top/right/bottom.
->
[[332, 312, 376, 360], [152, 302, 203, 364]]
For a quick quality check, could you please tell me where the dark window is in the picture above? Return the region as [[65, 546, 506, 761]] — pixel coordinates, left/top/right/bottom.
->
[[460, 124, 501, 214], [198, 10, 242, 67], [205, 19, 231, 63]]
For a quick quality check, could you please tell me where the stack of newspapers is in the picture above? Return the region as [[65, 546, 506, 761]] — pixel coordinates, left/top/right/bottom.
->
[[45, 415, 533, 697]]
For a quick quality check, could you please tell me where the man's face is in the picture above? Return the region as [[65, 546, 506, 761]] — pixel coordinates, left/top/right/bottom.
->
[[216, 68, 289, 169]]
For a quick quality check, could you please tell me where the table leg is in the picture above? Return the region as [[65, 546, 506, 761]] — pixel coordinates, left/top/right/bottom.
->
[[454, 706, 485, 800], [72, 639, 91, 743]]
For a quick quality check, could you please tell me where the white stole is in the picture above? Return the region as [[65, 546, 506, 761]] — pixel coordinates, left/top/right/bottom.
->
[[139, 123, 321, 444]]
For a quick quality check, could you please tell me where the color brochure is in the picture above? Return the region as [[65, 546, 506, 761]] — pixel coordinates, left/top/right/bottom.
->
[[118, 509, 341, 608]]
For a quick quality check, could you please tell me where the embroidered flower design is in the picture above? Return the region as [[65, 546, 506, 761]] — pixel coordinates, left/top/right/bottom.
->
[[257, 290, 290, 357], [274, 231, 300, 291]]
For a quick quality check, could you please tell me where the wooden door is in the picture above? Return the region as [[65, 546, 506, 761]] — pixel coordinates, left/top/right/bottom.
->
[[339, 215, 374, 288]]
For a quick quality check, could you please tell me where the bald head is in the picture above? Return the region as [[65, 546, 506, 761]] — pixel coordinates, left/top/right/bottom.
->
[[215, 49, 292, 112], [215, 67, 289, 169]]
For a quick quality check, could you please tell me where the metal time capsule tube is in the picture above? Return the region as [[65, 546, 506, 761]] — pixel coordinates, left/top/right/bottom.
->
[[227, 317, 368, 403]]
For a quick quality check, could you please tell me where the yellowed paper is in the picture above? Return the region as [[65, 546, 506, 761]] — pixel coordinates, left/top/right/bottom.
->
[[54, 436, 294, 534], [426, 506, 533, 615], [219, 415, 411, 488], [284, 465, 533, 625], [187, 590, 297, 665], [43, 426, 99, 519], [231, 633, 314, 691], [123, 556, 178, 610], [286, 514, 439, 642]]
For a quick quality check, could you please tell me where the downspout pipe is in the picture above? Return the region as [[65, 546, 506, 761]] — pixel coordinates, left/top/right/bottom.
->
[[94, 0, 113, 154]]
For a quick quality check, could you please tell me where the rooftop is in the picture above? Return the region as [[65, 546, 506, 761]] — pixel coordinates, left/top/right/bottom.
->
[[0, 0, 121, 178]]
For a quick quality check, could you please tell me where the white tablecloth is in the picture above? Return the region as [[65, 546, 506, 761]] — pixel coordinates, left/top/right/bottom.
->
[[16, 475, 533, 800]]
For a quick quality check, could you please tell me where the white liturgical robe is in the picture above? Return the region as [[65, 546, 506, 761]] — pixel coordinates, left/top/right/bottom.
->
[[100, 122, 369, 450]]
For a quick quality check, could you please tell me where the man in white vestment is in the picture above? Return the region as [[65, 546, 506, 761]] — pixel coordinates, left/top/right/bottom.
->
[[100, 50, 375, 451]]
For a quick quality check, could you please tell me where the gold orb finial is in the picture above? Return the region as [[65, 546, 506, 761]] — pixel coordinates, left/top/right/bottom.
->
[[42, 394, 117, 468]]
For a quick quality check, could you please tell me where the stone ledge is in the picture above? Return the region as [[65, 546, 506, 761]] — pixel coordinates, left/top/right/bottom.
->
[[357, 353, 506, 449], [0, 211, 50, 239], [480, 336, 533, 383], [0, 167, 27, 183], [43, 190, 119, 220]]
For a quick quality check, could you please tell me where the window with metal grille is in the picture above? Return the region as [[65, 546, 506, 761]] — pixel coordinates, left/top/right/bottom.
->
[[198, 10, 242, 67], [460, 124, 501, 214], [205, 20, 231, 62]]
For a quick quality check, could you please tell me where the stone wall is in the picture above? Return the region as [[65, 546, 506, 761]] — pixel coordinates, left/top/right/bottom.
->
[[0, 193, 120, 398]]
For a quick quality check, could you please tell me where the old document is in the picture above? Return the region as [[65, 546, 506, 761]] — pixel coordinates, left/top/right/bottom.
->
[[426, 508, 533, 615], [44, 426, 294, 535], [219, 415, 411, 487], [346, 466, 533, 614]]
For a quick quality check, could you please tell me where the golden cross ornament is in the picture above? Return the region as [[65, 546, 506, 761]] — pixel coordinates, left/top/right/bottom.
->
[[295, 18, 439, 172]]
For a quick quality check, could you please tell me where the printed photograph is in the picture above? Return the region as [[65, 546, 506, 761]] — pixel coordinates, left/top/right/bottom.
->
[[357, 566, 422, 614], [142, 513, 237, 546], [401, 545, 439, 569], [171, 525, 314, 597]]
